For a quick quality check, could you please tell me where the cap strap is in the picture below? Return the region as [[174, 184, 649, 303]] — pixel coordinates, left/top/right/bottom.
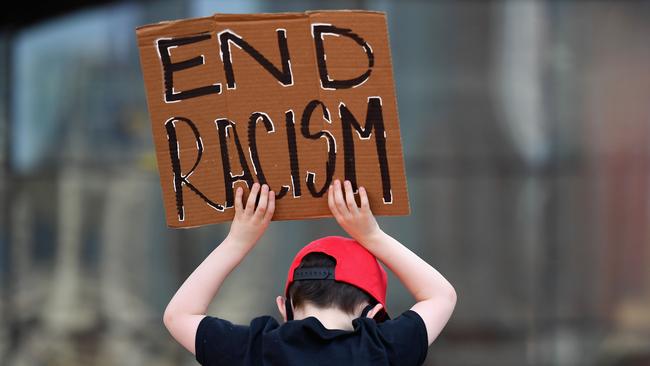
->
[[360, 304, 374, 318], [285, 296, 294, 321], [293, 267, 334, 281]]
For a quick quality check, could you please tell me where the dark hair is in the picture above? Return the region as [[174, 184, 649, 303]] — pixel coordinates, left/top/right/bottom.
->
[[288, 252, 374, 315]]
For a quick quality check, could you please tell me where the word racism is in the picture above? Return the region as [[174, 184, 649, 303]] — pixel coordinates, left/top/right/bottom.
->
[[137, 11, 409, 227]]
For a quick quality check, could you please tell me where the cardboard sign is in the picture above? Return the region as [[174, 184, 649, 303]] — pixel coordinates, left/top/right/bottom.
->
[[136, 10, 410, 228]]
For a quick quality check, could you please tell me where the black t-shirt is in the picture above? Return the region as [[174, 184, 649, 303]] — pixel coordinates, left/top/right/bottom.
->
[[195, 310, 428, 366]]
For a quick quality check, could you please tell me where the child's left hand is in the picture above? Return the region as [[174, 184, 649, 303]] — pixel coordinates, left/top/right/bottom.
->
[[227, 183, 275, 247]]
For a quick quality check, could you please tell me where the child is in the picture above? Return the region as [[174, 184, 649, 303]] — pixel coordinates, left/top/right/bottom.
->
[[163, 179, 457, 365]]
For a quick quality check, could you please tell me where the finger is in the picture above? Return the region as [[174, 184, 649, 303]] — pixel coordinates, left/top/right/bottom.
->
[[328, 186, 346, 227], [234, 186, 244, 212], [263, 190, 275, 221], [328, 184, 341, 217], [255, 184, 269, 218], [245, 183, 260, 214], [359, 186, 370, 211], [344, 180, 359, 213], [333, 179, 349, 215]]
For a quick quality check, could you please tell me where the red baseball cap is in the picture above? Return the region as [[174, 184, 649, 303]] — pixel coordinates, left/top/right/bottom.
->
[[284, 236, 389, 321]]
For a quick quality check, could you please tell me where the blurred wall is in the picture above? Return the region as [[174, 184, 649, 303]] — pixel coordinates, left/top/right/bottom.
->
[[1, 1, 649, 365]]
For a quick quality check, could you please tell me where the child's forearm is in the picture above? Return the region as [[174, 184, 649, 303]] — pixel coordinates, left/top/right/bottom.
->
[[163, 184, 274, 354], [164, 235, 254, 317], [165, 184, 274, 320], [361, 230, 456, 303], [328, 180, 455, 344]]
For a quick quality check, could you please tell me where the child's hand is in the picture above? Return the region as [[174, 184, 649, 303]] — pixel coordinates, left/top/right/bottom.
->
[[328, 179, 382, 244], [227, 183, 275, 247]]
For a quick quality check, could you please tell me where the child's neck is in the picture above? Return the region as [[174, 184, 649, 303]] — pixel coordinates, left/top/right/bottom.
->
[[294, 304, 359, 331]]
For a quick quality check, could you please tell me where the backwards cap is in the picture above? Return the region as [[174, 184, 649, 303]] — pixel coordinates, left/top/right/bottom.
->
[[284, 236, 389, 321]]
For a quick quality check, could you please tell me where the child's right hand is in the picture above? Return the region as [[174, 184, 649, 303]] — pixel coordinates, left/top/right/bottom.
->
[[227, 182, 275, 248], [327, 179, 383, 245]]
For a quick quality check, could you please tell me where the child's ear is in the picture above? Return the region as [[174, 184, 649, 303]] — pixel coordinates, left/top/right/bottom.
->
[[276, 296, 287, 322], [366, 303, 384, 319]]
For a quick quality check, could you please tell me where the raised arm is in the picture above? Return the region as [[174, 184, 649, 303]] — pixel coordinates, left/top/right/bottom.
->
[[327, 180, 456, 345], [163, 183, 275, 354]]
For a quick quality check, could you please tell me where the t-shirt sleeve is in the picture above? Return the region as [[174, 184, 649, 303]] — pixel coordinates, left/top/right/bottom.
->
[[195, 316, 250, 366], [377, 310, 429, 365]]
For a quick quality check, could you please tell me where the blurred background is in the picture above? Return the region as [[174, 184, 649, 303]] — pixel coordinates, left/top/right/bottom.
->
[[1, 0, 649, 365]]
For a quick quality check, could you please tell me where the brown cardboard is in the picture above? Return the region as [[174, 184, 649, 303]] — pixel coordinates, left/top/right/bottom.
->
[[136, 10, 410, 228]]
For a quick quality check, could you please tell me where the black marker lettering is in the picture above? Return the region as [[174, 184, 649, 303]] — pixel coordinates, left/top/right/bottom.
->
[[165, 117, 224, 221], [157, 34, 221, 102], [285, 110, 301, 198], [219, 29, 293, 89], [301, 100, 336, 197], [339, 97, 392, 203], [247, 112, 289, 199], [312, 25, 374, 89], [216, 119, 255, 208]]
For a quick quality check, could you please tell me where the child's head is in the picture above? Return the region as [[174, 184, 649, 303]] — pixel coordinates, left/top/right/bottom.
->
[[278, 236, 389, 322], [288, 252, 375, 316]]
